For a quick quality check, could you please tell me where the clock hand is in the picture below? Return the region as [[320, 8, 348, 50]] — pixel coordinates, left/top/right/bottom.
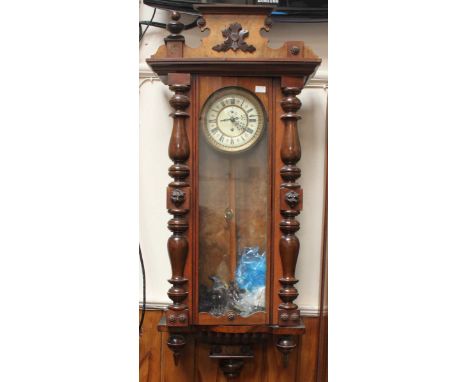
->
[[220, 116, 240, 123]]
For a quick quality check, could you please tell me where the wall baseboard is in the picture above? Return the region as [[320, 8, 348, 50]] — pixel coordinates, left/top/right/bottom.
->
[[139, 301, 323, 317]]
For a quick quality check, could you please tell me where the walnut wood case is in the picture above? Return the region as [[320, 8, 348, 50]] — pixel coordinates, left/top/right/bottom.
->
[[145, 4, 322, 380]]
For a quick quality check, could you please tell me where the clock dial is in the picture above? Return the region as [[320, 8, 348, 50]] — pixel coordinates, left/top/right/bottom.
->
[[201, 87, 266, 153]]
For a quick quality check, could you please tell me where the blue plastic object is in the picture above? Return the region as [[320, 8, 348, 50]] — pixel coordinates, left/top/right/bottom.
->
[[235, 247, 266, 292]]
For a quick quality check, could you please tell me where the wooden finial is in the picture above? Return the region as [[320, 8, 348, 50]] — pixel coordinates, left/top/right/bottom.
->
[[167, 335, 186, 366], [166, 10, 184, 41], [276, 336, 297, 368], [171, 11, 181, 21]]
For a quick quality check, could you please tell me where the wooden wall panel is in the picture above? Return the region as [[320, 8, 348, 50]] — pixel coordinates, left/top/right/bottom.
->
[[297, 317, 320, 382], [139, 310, 163, 382], [194, 343, 220, 382], [140, 310, 326, 382]]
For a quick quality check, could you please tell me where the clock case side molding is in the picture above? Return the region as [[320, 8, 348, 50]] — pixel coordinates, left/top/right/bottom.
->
[[145, 4, 321, 379]]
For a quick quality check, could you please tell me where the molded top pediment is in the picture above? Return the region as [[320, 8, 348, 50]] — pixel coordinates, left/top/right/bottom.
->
[[149, 5, 320, 62]]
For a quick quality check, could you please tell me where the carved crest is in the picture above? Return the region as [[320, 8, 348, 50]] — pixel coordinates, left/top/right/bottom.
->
[[212, 22, 256, 53]]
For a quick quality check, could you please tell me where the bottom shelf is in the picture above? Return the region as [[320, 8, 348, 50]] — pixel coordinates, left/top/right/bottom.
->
[[157, 315, 305, 334], [158, 316, 305, 381]]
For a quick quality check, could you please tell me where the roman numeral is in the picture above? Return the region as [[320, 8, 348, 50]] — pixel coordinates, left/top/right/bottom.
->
[[221, 101, 226, 107], [230, 138, 234, 145], [219, 135, 225, 143], [230, 99, 236, 105], [249, 119, 257, 123], [246, 128, 254, 134], [246, 108, 253, 114], [211, 127, 220, 134], [209, 119, 216, 123]]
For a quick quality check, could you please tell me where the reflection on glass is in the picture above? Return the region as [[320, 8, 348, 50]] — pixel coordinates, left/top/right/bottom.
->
[[198, 121, 269, 318]]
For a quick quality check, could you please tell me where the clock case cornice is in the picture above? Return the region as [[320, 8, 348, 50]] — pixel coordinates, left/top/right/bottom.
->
[[147, 58, 320, 81], [146, 5, 322, 82]]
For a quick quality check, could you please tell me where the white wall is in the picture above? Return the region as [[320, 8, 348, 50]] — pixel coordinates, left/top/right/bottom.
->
[[139, 4, 328, 314]]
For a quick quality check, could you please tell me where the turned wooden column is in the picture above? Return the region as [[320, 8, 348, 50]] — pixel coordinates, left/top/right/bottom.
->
[[166, 79, 191, 321], [165, 77, 191, 365], [277, 79, 304, 327], [162, 10, 192, 366]]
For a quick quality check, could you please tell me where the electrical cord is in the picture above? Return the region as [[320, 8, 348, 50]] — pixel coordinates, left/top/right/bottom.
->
[[183, 18, 200, 30], [139, 244, 146, 334], [139, 8, 157, 42], [139, 9, 202, 42], [140, 18, 199, 31]]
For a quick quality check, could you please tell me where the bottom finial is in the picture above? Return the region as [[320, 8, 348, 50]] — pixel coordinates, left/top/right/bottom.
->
[[276, 336, 297, 368], [167, 334, 186, 366], [220, 359, 245, 381]]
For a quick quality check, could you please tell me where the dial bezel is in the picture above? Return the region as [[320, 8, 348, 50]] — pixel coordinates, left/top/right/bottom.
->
[[200, 86, 267, 153]]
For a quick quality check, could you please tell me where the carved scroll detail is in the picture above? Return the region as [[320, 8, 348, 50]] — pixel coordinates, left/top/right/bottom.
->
[[213, 22, 256, 53], [278, 86, 303, 326], [166, 82, 191, 332]]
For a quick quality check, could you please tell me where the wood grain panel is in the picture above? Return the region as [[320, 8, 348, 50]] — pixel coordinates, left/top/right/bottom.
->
[[139, 310, 163, 382], [140, 310, 324, 382], [195, 342, 218, 381], [297, 318, 320, 382]]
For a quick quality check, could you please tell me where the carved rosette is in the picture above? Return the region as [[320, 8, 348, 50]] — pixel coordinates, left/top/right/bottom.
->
[[278, 86, 303, 326]]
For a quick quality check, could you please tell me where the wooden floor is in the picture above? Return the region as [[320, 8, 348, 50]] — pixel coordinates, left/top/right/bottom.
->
[[140, 310, 325, 382]]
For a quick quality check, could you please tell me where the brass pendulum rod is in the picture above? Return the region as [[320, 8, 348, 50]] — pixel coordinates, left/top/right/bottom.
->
[[228, 157, 238, 282]]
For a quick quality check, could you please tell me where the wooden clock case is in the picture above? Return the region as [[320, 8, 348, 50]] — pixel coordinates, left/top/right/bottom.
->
[[145, 4, 321, 380]]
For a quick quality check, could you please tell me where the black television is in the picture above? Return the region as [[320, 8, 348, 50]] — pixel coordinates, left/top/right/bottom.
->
[[142, 0, 328, 22]]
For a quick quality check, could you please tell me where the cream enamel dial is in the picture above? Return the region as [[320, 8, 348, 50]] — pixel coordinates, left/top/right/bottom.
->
[[201, 87, 266, 153]]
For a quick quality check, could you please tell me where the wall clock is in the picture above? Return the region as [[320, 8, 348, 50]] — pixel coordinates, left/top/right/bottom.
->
[[201, 87, 266, 153], [144, 4, 322, 380]]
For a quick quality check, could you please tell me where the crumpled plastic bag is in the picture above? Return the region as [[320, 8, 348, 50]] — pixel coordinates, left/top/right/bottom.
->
[[235, 247, 266, 292], [238, 286, 266, 317], [234, 247, 266, 316]]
